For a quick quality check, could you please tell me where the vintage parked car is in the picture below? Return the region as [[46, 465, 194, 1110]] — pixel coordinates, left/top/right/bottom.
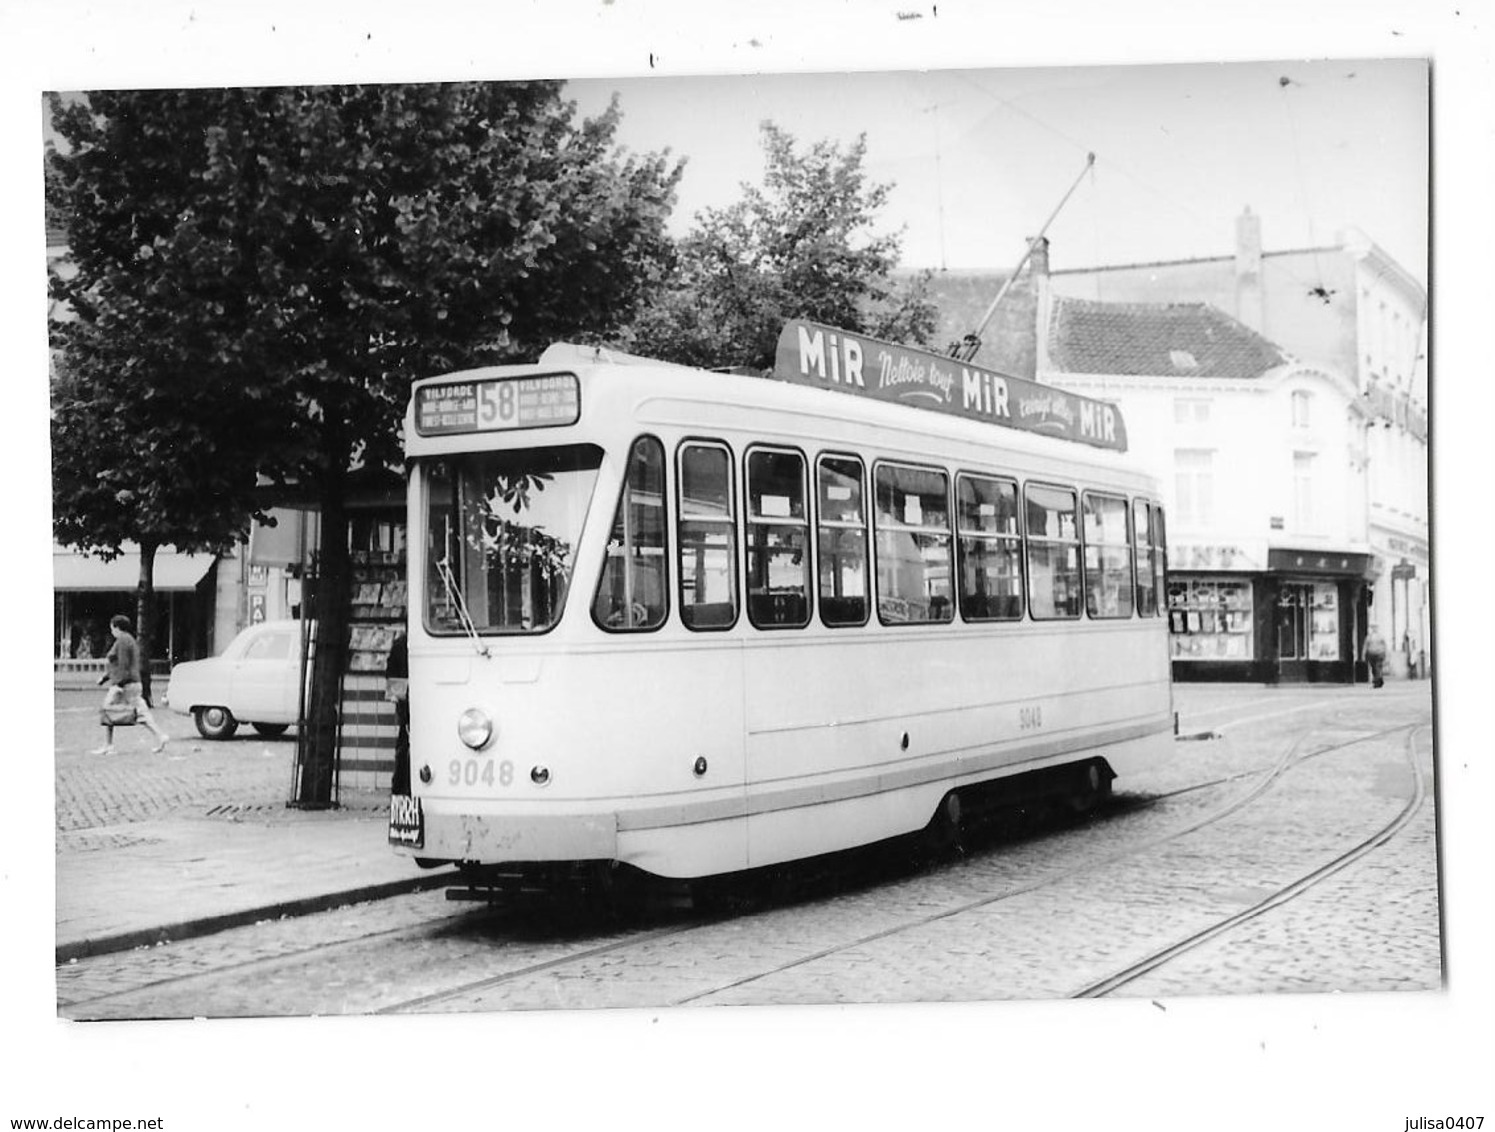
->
[[165, 620, 313, 739]]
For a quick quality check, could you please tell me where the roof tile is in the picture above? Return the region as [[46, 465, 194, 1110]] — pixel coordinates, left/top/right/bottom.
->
[[1048, 297, 1289, 379]]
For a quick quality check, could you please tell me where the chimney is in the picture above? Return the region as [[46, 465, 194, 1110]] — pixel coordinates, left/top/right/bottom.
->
[[1235, 206, 1264, 332], [1032, 236, 1053, 379]]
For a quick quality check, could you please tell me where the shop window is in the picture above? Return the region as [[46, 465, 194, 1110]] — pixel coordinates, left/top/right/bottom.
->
[[1167, 578, 1253, 660], [591, 437, 668, 631], [1025, 483, 1081, 620], [1309, 583, 1340, 660], [745, 448, 810, 629], [874, 462, 953, 624], [817, 454, 869, 627], [956, 474, 1023, 621], [677, 441, 738, 630], [1082, 492, 1135, 619]]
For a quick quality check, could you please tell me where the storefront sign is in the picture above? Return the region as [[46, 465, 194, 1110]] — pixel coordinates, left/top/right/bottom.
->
[[1267, 548, 1376, 578], [770, 320, 1129, 452], [1382, 535, 1429, 562], [1170, 543, 1264, 571]]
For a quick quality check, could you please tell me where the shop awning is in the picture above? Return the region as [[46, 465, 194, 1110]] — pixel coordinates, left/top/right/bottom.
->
[[53, 547, 218, 592]]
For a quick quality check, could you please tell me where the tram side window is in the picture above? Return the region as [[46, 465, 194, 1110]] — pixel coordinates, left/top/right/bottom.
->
[[1152, 505, 1168, 605], [1025, 483, 1082, 619], [874, 463, 954, 624], [591, 436, 668, 632], [1083, 492, 1135, 619], [1134, 500, 1159, 616], [957, 474, 1023, 621], [746, 448, 811, 628], [678, 441, 739, 630], [817, 454, 869, 626]]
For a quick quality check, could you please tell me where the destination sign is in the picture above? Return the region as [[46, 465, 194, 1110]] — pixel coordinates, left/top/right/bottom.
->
[[770, 320, 1128, 452], [414, 373, 581, 437]]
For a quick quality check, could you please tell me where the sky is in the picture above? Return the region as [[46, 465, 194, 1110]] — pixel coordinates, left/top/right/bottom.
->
[[1, 3, 1490, 1130], [569, 60, 1429, 283]]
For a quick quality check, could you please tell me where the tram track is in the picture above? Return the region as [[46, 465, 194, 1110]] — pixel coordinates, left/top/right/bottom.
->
[[59, 711, 1428, 1016], [665, 718, 1422, 1006], [371, 715, 1421, 1014], [1072, 722, 1431, 998]]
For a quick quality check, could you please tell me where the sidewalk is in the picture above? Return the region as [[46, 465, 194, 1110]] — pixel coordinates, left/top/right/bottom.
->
[[54, 688, 451, 964]]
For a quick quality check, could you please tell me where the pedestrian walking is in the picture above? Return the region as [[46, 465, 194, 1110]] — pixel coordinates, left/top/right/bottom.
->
[[1364, 625, 1389, 689], [91, 614, 171, 754]]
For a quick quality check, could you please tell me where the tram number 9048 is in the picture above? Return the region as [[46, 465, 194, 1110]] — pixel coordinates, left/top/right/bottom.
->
[[449, 759, 515, 788], [1019, 705, 1044, 731]]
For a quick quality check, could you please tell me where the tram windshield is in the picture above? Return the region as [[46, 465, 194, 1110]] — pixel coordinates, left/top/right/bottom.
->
[[423, 445, 603, 634]]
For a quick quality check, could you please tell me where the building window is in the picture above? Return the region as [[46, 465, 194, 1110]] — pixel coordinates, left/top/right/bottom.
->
[[1291, 390, 1313, 429], [1173, 449, 1214, 527], [1293, 451, 1316, 531], [1173, 398, 1211, 425]]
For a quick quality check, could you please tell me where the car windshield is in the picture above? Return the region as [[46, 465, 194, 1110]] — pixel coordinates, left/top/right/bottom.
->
[[423, 445, 603, 634]]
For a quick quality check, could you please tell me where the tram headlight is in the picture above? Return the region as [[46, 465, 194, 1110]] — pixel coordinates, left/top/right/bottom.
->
[[457, 708, 494, 751]]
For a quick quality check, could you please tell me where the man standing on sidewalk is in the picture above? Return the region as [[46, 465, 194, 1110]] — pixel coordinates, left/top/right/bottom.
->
[[92, 614, 171, 755], [1363, 624, 1389, 689]]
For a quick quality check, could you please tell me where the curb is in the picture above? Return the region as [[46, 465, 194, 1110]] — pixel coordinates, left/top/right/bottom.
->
[[56, 868, 457, 966]]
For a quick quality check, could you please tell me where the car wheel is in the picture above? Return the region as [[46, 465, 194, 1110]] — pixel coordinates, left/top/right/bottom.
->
[[194, 705, 239, 740], [251, 722, 289, 738]]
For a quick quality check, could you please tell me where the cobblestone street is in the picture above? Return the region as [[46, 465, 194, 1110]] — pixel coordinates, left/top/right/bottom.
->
[[57, 682, 1441, 1019]]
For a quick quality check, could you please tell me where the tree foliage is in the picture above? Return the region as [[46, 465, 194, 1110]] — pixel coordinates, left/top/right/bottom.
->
[[48, 83, 683, 800], [622, 122, 938, 370]]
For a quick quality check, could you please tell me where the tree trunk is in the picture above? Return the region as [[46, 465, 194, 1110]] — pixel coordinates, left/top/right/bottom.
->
[[295, 471, 351, 807], [136, 539, 158, 705]]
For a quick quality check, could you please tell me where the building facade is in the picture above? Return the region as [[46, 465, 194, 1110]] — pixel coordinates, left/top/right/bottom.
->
[[1036, 292, 1377, 683], [1044, 210, 1430, 678]]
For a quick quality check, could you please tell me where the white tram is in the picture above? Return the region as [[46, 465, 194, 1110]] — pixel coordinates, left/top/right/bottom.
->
[[390, 320, 1173, 881]]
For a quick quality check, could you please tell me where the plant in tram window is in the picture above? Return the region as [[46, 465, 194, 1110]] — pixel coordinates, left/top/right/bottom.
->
[[427, 449, 602, 635]]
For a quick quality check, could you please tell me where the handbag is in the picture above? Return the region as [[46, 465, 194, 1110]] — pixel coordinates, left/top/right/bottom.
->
[[100, 687, 138, 727]]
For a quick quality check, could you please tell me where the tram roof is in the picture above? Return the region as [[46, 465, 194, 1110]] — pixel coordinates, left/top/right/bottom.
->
[[410, 321, 1133, 461]]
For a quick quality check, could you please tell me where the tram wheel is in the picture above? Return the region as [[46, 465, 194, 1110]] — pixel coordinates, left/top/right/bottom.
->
[[1066, 761, 1112, 815], [194, 705, 239, 740], [922, 790, 964, 856]]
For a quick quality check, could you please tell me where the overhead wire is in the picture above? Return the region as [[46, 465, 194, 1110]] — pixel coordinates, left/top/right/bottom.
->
[[950, 68, 1373, 306]]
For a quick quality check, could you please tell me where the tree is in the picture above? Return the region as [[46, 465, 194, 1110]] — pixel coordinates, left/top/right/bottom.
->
[[49, 83, 682, 804], [48, 117, 283, 703], [621, 122, 938, 370]]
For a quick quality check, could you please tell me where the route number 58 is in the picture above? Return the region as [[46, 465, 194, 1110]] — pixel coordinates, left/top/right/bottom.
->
[[478, 381, 518, 430]]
